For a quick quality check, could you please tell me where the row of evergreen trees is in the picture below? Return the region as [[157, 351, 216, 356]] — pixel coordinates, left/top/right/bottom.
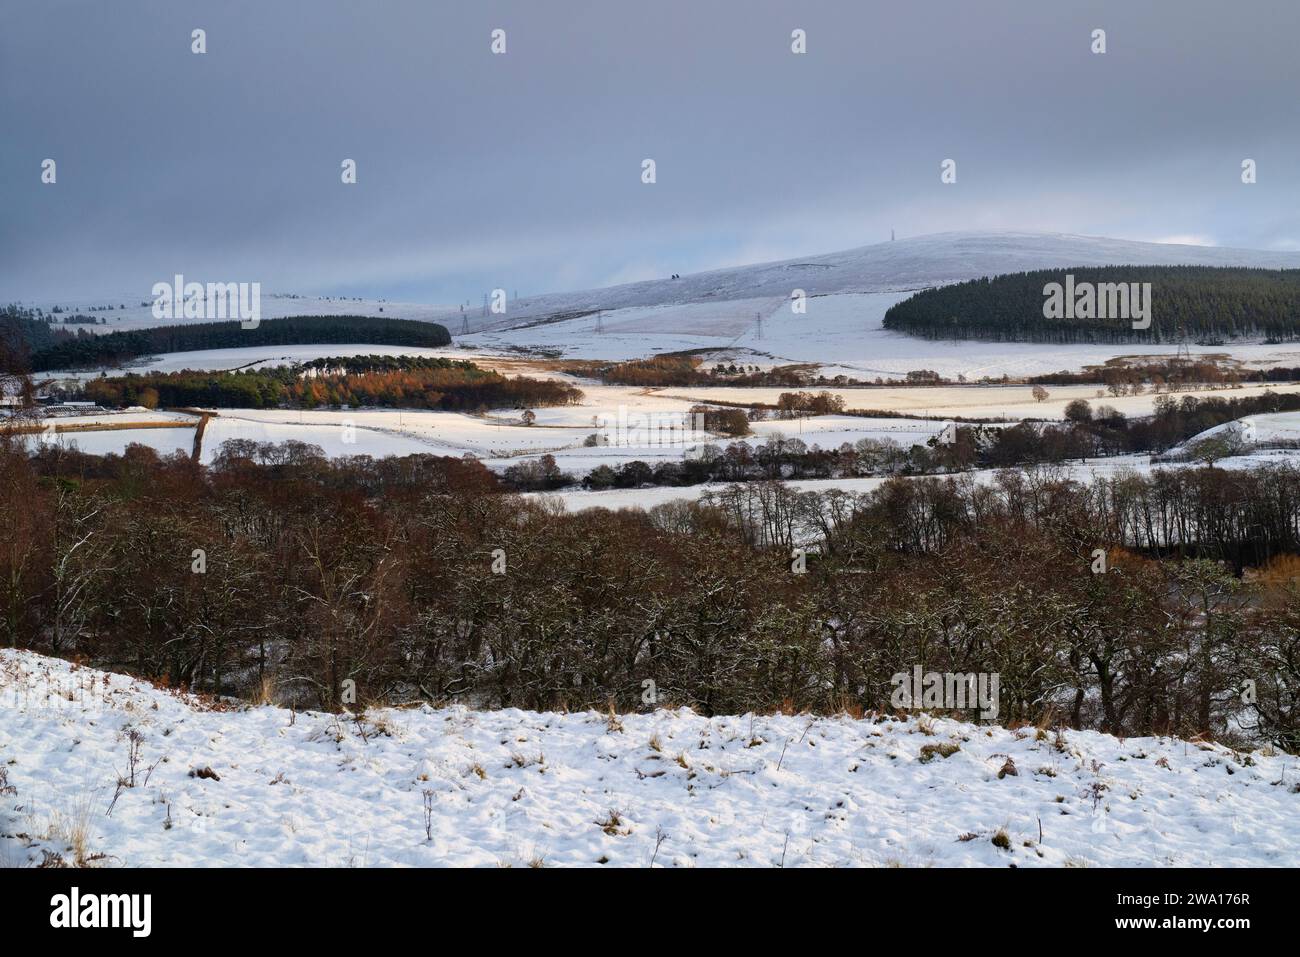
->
[[883, 266, 1300, 343], [19, 314, 451, 371]]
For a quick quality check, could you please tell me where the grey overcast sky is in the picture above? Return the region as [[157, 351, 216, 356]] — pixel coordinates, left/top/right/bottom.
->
[[3, 0, 1300, 303]]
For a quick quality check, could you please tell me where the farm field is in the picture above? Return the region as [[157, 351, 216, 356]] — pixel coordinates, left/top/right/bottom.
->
[[465, 289, 1300, 381]]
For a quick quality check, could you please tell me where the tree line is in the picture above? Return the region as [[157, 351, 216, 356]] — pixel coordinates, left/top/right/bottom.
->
[[18, 315, 451, 371], [82, 360, 583, 411], [3, 437, 1297, 749], [586, 354, 848, 388], [496, 390, 1300, 494], [883, 266, 1300, 344]]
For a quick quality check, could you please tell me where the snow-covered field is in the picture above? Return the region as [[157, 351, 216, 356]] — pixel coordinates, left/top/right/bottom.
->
[[28, 386, 1300, 483], [196, 403, 706, 466], [653, 381, 1300, 421], [467, 290, 1300, 381], [15, 409, 197, 427], [2, 650, 1295, 868], [533, 450, 1300, 513], [4, 408, 202, 459], [38, 427, 197, 459], [31, 404, 963, 472], [39, 343, 477, 385]]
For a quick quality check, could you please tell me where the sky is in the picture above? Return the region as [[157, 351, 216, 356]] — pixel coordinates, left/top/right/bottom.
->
[[4, 0, 1300, 304]]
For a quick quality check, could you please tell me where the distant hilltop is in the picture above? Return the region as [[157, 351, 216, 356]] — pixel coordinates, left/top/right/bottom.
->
[[440, 230, 1300, 334]]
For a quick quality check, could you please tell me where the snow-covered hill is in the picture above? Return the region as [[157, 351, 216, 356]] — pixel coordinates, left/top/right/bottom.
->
[[456, 231, 1300, 335], [453, 232, 1300, 372], [25, 233, 1300, 380], [2, 650, 1295, 868], [27, 232, 1300, 342], [12, 294, 454, 335]]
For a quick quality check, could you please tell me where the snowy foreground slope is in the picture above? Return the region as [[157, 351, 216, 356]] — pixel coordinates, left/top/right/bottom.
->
[[2, 650, 1297, 868]]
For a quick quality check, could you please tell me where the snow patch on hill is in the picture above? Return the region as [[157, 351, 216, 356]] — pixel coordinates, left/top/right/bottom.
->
[[1176, 411, 1300, 453]]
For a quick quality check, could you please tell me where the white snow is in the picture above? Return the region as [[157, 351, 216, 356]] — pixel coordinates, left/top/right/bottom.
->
[[2, 650, 1295, 868]]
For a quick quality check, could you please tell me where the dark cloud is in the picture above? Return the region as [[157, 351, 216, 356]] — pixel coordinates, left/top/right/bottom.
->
[[3, 0, 1298, 302]]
